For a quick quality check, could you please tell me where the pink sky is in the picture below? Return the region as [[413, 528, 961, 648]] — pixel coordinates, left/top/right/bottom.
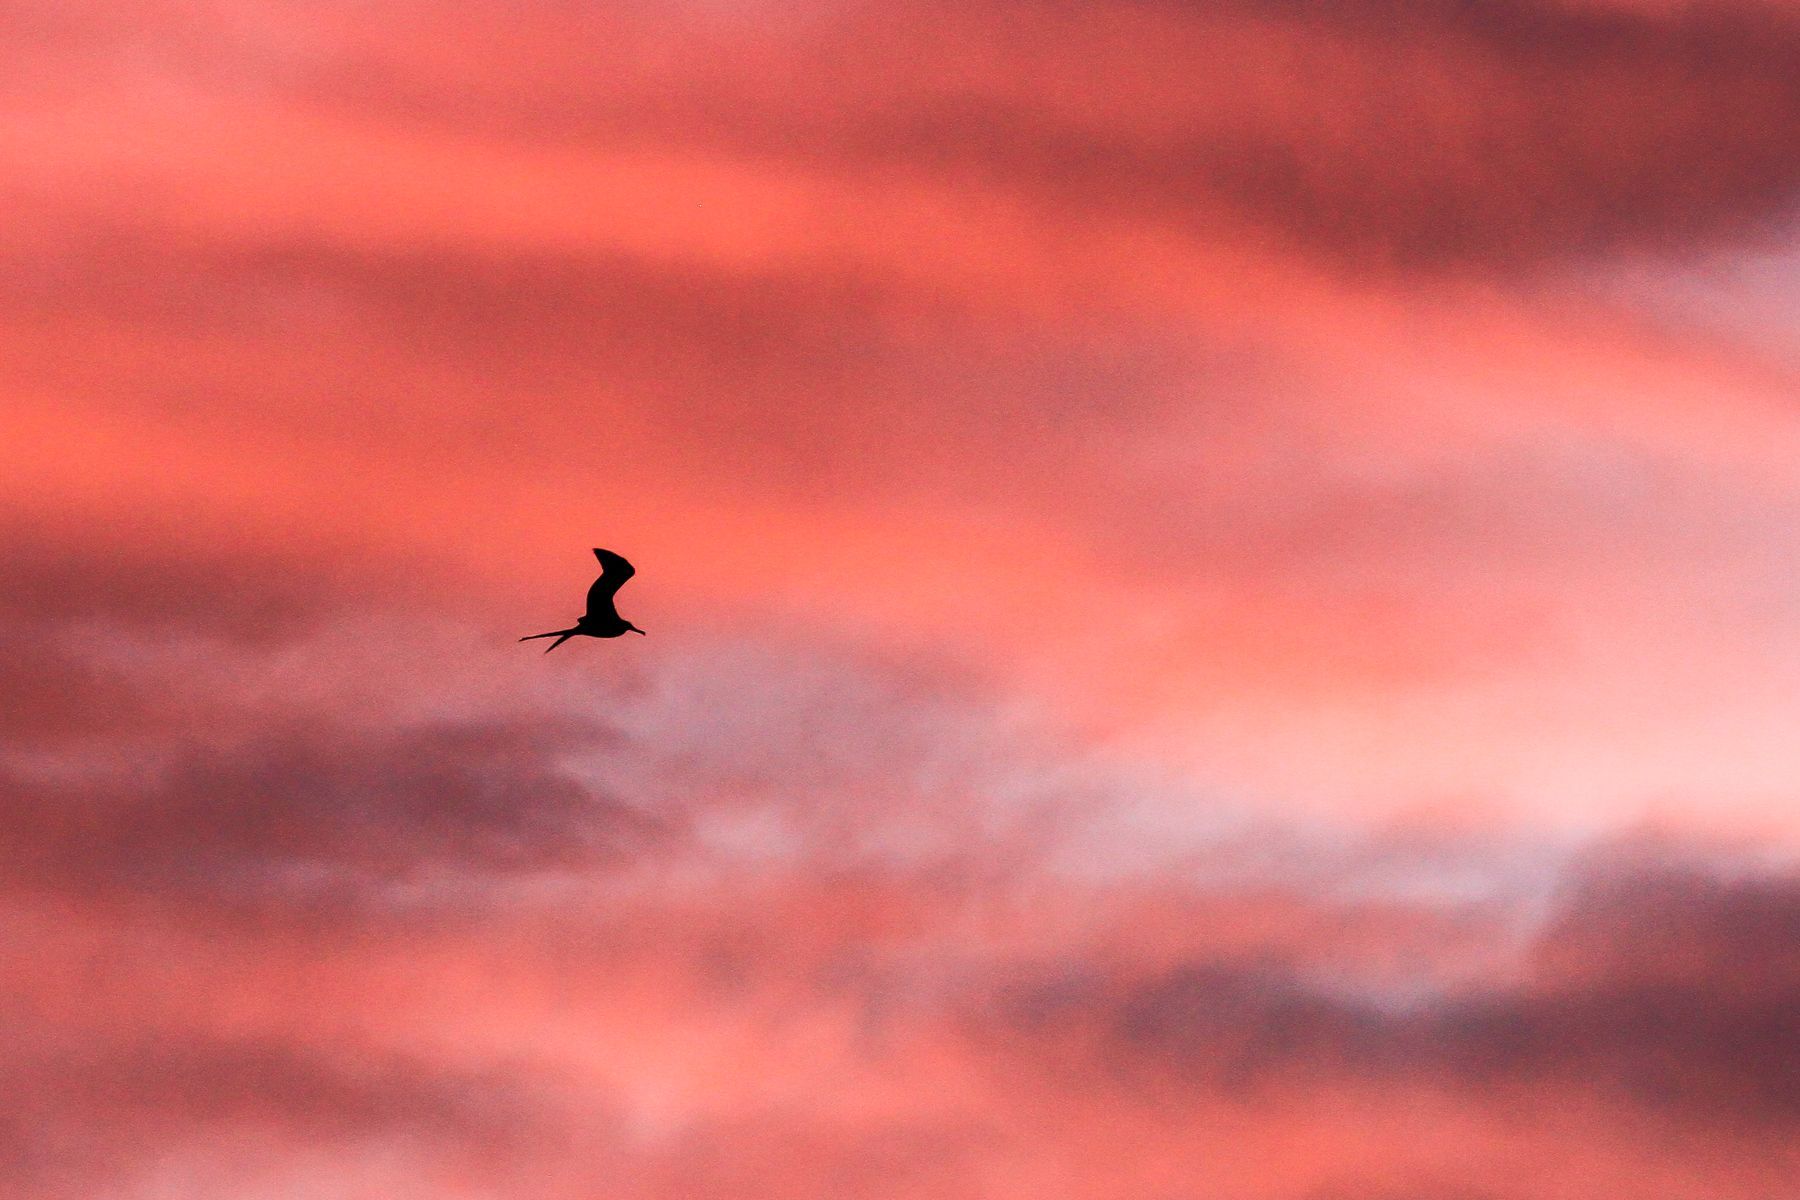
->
[[3, 2, 1798, 1196]]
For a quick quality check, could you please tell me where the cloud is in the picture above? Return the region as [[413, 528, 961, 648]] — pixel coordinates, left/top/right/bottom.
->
[[3, 2, 1798, 1195], [1534, 852, 1800, 994], [5, 751, 1796, 1197], [0, 643, 157, 743], [16, 0, 1799, 270], [0, 714, 658, 916], [982, 849, 1800, 1127], [0, 523, 397, 645], [0, 1033, 561, 1199]]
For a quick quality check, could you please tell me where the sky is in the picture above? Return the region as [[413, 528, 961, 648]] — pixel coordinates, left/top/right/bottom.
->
[[2, 1, 1799, 1196]]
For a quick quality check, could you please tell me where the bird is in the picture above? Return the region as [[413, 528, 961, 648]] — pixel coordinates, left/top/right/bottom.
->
[[520, 548, 646, 652]]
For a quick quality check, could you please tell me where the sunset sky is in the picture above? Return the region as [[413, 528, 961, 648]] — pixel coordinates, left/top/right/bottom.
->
[[3, 2, 1799, 1196]]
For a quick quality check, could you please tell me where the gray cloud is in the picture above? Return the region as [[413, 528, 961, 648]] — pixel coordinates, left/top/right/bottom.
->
[[0, 715, 660, 914], [983, 852, 1800, 1123], [0, 528, 389, 645]]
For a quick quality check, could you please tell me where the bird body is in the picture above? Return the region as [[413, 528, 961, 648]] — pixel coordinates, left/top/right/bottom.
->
[[520, 548, 645, 652]]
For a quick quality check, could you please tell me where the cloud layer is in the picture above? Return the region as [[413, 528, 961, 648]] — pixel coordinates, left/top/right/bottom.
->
[[4, 0, 1799, 1195]]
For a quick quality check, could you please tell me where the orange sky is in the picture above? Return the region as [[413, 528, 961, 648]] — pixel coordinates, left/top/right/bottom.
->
[[3, 2, 1798, 1197]]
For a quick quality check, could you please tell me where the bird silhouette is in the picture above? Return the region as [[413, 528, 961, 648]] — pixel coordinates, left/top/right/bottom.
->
[[520, 548, 645, 652]]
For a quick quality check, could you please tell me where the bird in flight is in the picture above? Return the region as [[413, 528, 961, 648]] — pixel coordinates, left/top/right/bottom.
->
[[520, 548, 646, 652]]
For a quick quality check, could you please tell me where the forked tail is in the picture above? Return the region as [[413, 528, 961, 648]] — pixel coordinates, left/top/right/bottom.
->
[[519, 628, 579, 653]]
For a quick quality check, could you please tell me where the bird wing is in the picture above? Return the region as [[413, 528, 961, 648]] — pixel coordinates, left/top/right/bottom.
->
[[584, 548, 636, 620]]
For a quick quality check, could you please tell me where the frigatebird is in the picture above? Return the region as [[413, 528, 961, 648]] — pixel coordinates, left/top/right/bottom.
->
[[520, 548, 645, 652]]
